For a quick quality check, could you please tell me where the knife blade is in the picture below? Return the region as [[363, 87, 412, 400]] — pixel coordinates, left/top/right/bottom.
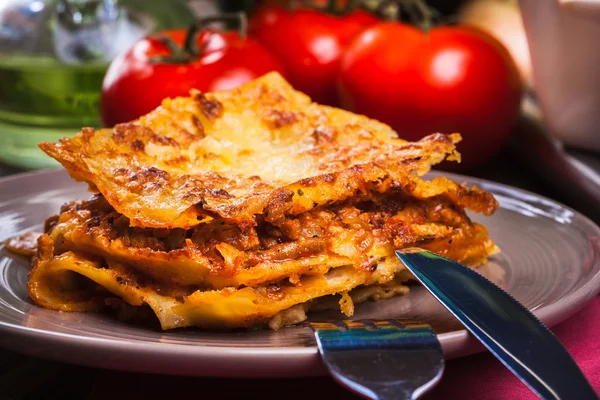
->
[[396, 249, 598, 400]]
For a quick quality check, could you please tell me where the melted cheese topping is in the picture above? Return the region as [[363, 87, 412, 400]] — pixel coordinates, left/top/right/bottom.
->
[[39, 73, 494, 229], [12, 73, 501, 330]]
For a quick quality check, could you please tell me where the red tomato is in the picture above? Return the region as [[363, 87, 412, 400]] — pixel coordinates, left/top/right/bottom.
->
[[100, 29, 284, 127], [250, 5, 377, 106], [338, 23, 523, 169]]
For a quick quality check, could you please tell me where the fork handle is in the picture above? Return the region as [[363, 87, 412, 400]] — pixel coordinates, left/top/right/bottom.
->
[[311, 320, 445, 400]]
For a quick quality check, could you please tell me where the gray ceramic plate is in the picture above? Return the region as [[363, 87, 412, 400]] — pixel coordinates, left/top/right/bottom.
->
[[1, 169, 599, 377]]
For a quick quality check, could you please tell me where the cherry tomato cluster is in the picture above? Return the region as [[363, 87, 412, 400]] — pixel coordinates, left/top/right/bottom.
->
[[250, 4, 378, 106], [100, 3, 523, 169], [250, 3, 522, 169]]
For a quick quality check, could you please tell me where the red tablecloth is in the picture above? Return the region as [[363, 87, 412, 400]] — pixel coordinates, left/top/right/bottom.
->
[[425, 297, 600, 399], [89, 297, 600, 399]]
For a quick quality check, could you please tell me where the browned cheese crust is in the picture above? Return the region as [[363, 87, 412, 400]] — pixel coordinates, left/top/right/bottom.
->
[[39, 73, 496, 230], [3, 73, 500, 330]]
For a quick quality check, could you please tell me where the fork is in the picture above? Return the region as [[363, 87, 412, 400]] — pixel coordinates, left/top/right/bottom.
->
[[309, 319, 444, 400]]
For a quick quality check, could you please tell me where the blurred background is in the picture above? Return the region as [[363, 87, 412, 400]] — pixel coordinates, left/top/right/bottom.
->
[[2, 3, 600, 398], [0, 0, 598, 220], [0, 0, 530, 169]]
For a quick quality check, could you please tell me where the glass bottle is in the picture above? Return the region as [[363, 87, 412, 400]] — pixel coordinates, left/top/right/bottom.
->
[[0, 0, 194, 169]]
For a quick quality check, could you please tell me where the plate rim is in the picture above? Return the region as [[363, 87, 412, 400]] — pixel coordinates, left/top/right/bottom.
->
[[0, 168, 599, 376]]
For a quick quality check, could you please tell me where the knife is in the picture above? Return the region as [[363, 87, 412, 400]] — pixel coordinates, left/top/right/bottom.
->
[[396, 249, 599, 400]]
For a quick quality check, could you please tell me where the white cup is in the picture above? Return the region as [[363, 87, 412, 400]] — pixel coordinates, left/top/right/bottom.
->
[[519, 0, 600, 151]]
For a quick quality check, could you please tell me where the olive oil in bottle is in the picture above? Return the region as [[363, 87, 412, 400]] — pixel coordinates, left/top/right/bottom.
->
[[0, 56, 106, 168], [0, 0, 194, 169]]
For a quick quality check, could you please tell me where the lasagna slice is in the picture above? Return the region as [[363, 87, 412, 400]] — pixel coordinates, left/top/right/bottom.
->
[[8, 73, 499, 330]]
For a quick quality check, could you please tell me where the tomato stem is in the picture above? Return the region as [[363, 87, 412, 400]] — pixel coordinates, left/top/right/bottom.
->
[[149, 36, 191, 64], [355, 0, 440, 31], [373, 1, 401, 21], [325, 0, 338, 14], [185, 12, 248, 58], [404, 0, 438, 32], [149, 12, 248, 65]]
